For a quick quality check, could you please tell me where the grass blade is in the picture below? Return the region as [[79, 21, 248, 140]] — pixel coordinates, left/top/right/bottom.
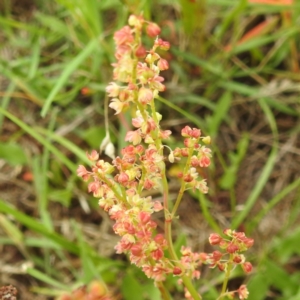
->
[[41, 39, 99, 117], [232, 98, 278, 229]]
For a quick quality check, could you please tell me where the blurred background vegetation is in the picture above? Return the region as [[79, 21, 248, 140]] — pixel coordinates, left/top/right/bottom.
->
[[0, 0, 300, 299]]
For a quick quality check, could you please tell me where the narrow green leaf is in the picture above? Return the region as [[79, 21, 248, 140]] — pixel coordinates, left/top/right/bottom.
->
[[28, 37, 41, 80], [121, 273, 144, 300], [0, 200, 80, 255], [41, 39, 99, 117], [219, 133, 249, 189], [208, 91, 232, 137], [36, 127, 92, 165], [0, 107, 76, 171], [27, 268, 68, 290], [248, 177, 300, 234], [0, 142, 27, 165], [171, 47, 224, 77], [232, 99, 278, 228], [73, 221, 100, 283], [247, 273, 270, 300]]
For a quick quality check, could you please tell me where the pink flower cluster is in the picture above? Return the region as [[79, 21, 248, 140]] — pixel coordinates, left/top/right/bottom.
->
[[207, 229, 254, 273], [77, 14, 253, 300], [170, 125, 212, 194], [78, 148, 174, 281]]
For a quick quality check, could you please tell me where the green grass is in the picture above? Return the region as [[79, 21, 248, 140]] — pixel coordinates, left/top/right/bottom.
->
[[0, 0, 300, 299]]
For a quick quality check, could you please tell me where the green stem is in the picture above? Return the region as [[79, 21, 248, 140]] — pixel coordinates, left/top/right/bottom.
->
[[171, 147, 193, 218], [100, 175, 125, 202], [220, 254, 233, 298], [182, 276, 202, 300], [157, 282, 172, 300]]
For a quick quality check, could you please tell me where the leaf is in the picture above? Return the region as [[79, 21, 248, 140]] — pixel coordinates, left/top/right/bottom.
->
[[41, 39, 99, 117], [0, 107, 76, 171], [247, 273, 270, 300], [219, 133, 249, 189], [121, 273, 145, 300], [0, 142, 27, 165], [232, 99, 278, 229], [27, 268, 68, 290], [73, 221, 100, 283], [207, 91, 232, 137], [80, 126, 106, 149]]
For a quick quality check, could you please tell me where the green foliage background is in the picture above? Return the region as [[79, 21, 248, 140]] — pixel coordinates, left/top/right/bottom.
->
[[0, 0, 300, 299]]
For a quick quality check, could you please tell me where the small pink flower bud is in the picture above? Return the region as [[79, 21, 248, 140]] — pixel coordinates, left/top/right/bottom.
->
[[109, 98, 125, 115], [114, 26, 134, 45], [139, 211, 151, 224], [242, 262, 253, 273], [212, 251, 223, 261], [233, 254, 243, 264], [131, 244, 143, 256], [191, 128, 201, 138], [227, 243, 239, 253], [195, 180, 209, 193], [243, 238, 254, 249], [144, 178, 155, 190], [138, 87, 153, 104], [191, 156, 199, 167], [173, 266, 182, 275], [124, 222, 135, 234], [177, 172, 183, 178], [199, 156, 211, 167], [154, 234, 166, 245], [125, 130, 142, 145], [135, 144, 144, 154], [181, 148, 189, 157], [152, 248, 163, 260], [88, 181, 100, 194], [199, 252, 211, 263], [153, 201, 163, 212], [209, 233, 222, 245], [155, 38, 170, 50], [181, 125, 192, 137], [86, 150, 99, 161], [217, 263, 225, 271], [77, 165, 88, 178], [132, 116, 143, 128], [106, 82, 119, 97], [237, 285, 249, 300], [117, 172, 129, 184], [183, 173, 194, 183], [135, 45, 147, 58], [157, 58, 169, 70], [146, 22, 161, 37], [159, 130, 172, 139]]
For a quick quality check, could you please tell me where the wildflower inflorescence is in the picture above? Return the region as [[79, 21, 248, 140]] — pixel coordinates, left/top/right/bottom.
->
[[77, 14, 253, 300]]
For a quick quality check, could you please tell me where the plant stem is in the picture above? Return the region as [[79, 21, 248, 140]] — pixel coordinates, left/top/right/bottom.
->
[[157, 282, 172, 300], [220, 254, 233, 298], [182, 276, 202, 300], [171, 148, 193, 218]]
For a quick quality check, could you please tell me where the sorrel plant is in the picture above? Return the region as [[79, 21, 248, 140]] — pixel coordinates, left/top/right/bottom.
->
[[77, 15, 253, 300]]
